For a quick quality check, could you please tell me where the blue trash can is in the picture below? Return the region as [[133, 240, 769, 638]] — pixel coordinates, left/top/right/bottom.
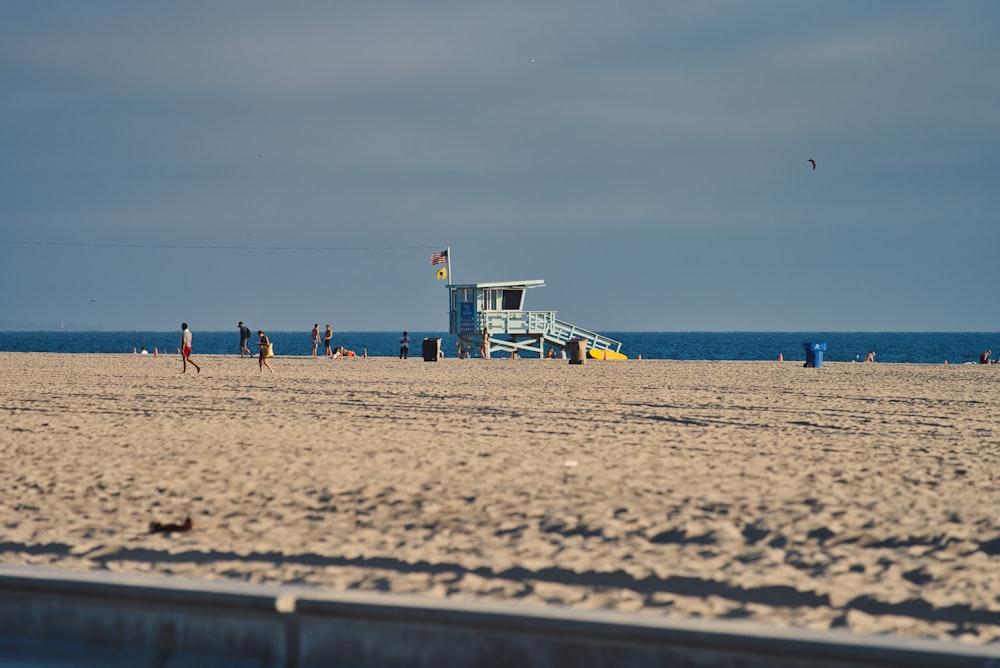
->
[[802, 342, 827, 368]]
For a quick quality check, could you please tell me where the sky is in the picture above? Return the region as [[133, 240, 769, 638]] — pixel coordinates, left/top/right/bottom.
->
[[2, 1, 998, 332]]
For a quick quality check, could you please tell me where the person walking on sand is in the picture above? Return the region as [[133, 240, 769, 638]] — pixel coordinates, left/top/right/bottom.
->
[[324, 324, 333, 357], [399, 331, 410, 359], [238, 321, 252, 358], [180, 323, 200, 374], [257, 330, 274, 373], [311, 324, 320, 356]]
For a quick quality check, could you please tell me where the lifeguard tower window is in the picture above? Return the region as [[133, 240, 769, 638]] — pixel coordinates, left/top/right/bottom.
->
[[502, 289, 523, 310]]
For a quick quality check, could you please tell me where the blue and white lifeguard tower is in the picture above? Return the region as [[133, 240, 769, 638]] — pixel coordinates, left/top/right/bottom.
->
[[447, 279, 624, 359]]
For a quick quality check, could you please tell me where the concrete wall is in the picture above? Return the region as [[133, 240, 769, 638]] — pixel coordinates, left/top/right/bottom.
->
[[0, 565, 997, 667]]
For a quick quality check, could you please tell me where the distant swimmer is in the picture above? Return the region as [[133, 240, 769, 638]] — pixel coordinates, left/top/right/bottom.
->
[[807, 158, 817, 170]]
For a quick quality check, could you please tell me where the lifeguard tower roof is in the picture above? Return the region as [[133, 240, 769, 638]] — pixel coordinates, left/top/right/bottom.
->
[[448, 279, 545, 290]]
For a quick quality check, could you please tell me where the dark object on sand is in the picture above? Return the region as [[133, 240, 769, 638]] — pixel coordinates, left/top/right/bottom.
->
[[149, 517, 193, 534]]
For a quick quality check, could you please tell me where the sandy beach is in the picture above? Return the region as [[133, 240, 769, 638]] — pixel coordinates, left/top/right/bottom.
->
[[1, 352, 998, 644]]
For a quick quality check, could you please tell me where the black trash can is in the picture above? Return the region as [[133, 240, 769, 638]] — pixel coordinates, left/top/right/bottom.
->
[[422, 337, 441, 362], [566, 339, 587, 365], [802, 342, 826, 368]]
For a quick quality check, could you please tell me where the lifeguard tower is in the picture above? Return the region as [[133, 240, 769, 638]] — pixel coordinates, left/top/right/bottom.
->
[[448, 279, 624, 358]]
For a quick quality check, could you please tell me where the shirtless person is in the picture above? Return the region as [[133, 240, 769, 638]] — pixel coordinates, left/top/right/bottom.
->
[[480, 326, 490, 359], [324, 324, 334, 357]]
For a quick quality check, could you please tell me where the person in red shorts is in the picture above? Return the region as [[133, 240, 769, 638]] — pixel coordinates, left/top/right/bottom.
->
[[180, 323, 200, 374]]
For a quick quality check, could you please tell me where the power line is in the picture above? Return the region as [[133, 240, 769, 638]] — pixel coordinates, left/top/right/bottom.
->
[[0, 240, 443, 251]]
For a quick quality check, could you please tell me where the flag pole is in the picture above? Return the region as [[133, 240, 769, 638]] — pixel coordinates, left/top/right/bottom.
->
[[446, 246, 452, 285]]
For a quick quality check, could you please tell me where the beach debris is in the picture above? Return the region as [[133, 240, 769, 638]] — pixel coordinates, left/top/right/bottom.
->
[[564, 460, 578, 468], [149, 517, 192, 534]]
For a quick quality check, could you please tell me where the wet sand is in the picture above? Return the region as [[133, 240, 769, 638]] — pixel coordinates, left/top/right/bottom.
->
[[1, 352, 998, 643]]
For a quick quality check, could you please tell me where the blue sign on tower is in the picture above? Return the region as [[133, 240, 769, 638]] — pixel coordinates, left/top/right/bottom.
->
[[460, 302, 477, 334]]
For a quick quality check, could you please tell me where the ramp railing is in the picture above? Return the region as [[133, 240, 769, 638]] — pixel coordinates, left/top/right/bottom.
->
[[546, 317, 622, 353], [479, 311, 622, 354]]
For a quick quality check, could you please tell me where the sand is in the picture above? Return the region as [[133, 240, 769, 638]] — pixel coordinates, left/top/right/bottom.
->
[[1, 352, 998, 644]]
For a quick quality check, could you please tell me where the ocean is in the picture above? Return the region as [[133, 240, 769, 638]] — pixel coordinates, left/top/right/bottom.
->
[[1, 331, 997, 364]]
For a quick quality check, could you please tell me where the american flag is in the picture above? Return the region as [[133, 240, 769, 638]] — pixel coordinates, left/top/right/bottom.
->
[[429, 250, 448, 265]]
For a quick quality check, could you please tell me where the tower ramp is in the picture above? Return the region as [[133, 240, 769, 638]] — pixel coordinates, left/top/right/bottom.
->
[[543, 317, 623, 356]]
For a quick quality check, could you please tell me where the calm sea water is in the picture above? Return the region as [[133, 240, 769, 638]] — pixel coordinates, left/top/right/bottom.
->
[[1, 331, 997, 364]]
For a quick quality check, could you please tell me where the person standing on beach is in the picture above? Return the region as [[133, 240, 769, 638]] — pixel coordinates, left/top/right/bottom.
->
[[238, 322, 252, 358], [324, 324, 333, 357], [311, 324, 320, 356], [257, 331, 274, 373], [399, 331, 410, 359], [480, 326, 490, 359], [180, 323, 200, 374]]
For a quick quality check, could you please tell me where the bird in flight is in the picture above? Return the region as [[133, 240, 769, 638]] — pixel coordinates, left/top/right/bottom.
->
[[807, 158, 817, 170]]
